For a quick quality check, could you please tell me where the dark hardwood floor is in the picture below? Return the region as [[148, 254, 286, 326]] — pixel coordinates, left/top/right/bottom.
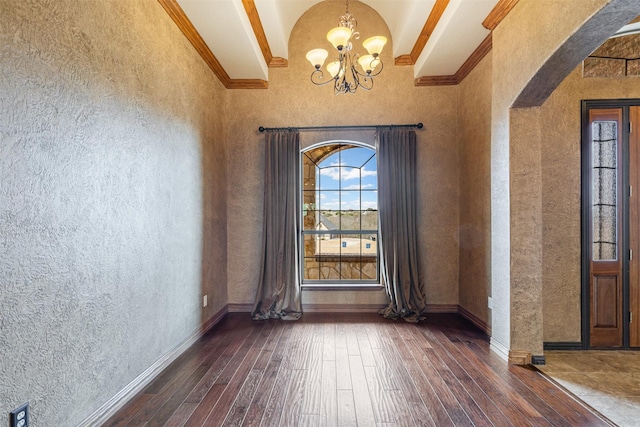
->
[[103, 313, 611, 426]]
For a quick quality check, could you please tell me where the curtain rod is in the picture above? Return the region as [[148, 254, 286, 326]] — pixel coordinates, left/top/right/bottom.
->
[[258, 123, 423, 133]]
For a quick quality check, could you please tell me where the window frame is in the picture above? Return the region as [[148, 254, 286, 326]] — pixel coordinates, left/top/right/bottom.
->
[[300, 140, 382, 289]]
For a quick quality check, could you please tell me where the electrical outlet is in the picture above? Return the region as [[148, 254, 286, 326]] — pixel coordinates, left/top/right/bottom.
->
[[203, 295, 207, 307], [10, 403, 29, 427], [488, 296, 493, 309]]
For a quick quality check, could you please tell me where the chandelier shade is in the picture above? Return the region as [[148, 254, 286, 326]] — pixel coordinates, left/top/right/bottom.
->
[[327, 27, 353, 50], [357, 54, 377, 73], [306, 48, 329, 69], [306, 0, 386, 94], [362, 36, 387, 56], [327, 61, 342, 78]]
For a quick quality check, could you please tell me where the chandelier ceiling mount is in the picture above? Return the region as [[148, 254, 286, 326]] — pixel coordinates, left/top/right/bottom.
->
[[305, 0, 387, 94]]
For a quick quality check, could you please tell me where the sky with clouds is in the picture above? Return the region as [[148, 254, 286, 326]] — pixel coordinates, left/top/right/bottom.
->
[[315, 146, 377, 211]]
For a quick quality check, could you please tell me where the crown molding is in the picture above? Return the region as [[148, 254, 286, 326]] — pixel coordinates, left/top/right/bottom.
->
[[414, 75, 458, 86], [227, 79, 269, 89], [454, 32, 492, 82], [269, 57, 289, 68], [483, 0, 520, 31], [159, 0, 512, 90], [408, 0, 510, 88], [415, 33, 492, 87], [394, 54, 414, 66]]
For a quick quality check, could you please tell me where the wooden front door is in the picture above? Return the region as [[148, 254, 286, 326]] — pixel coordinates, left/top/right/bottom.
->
[[588, 108, 624, 348], [584, 103, 640, 349]]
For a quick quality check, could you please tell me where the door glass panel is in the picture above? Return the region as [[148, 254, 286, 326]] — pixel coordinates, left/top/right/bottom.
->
[[592, 121, 618, 260]]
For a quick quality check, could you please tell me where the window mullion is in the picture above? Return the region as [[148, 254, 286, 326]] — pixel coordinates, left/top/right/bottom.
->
[[301, 142, 379, 285]]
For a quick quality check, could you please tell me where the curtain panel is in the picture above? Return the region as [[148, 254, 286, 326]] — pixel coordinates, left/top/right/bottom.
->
[[251, 130, 302, 320], [377, 127, 427, 322]]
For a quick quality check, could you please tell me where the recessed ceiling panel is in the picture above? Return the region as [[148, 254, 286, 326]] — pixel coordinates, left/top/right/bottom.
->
[[364, 0, 436, 57], [178, 0, 268, 80], [255, 0, 322, 59], [414, 0, 497, 77]]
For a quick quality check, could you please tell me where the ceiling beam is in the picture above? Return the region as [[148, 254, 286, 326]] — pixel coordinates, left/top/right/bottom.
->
[[241, 0, 288, 68], [158, 0, 268, 89], [395, 0, 450, 66]]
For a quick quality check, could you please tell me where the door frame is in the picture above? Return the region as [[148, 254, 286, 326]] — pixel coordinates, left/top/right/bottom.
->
[[581, 99, 635, 349]]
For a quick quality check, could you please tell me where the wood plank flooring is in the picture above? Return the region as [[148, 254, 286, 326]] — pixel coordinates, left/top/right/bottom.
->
[[104, 313, 611, 427]]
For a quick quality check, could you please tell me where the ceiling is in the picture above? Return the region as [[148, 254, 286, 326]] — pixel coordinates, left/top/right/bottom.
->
[[160, 0, 519, 88]]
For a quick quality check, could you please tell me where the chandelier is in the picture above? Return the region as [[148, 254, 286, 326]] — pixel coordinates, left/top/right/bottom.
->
[[305, 0, 387, 94]]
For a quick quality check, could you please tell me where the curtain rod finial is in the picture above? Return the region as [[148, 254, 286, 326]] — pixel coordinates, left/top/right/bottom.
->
[[258, 126, 266, 132], [417, 123, 423, 129]]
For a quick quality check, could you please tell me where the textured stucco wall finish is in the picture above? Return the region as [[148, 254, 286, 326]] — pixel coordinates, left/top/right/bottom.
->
[[0, 0, 228, 425], [458, 52, 492, 330], [226, 0, 461, 309], [491, 0, 640, 355]]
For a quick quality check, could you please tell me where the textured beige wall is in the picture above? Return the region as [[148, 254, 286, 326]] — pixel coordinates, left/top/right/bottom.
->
[[510, 105, 544, 353], [492, 0, 640, 355], [490, 0, 635, 355], [458, 52, 493, 328], [541, 66, 640, 342], [0, 0, 227, 425], [226, 0, 460, 308]]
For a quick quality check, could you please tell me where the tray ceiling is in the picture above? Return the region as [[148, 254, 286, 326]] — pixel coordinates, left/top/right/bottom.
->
[[160, 0, 519, 88]]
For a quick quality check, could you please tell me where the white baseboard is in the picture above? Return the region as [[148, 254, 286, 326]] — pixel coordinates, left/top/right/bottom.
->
[[77, 305, 228, 427], [490, 338, 510, 362], [77, 300, 501, 425]]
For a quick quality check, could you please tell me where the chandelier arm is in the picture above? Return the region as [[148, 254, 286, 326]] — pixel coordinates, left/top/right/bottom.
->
[[334, 76, 352, 94], [333, 74, 345, 94], [369, 60, 383, 77], [353, 60, 383, 79], [310, 69, 338, 86], [348, 79, 357, 93], [345, 61, 372, 91], [350, 64, 362, 91], [357, 77, 373, 91]]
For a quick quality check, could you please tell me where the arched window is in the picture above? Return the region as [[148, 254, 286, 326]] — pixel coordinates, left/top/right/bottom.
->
[[301, 141, 379, 285]]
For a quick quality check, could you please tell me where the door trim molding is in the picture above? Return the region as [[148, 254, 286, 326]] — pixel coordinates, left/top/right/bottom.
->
[[581, 100, 591, 349], [581, 99, 640, 349]]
